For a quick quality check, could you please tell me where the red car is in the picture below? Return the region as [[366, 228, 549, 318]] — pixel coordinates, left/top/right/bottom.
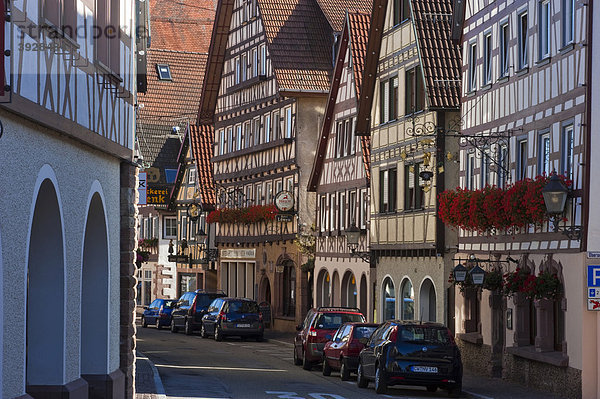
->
[[294, 307, 366, 370], [322, 323, 379, 380]]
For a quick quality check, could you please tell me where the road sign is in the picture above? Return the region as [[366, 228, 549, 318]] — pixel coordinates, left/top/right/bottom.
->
[[588, 252, 600, 259], [589, 288, 600, 299], [588, 299, 600, 311], [587, 266, 600, 311], [138, 172, 147, 205], [588, 265, 600, 287]]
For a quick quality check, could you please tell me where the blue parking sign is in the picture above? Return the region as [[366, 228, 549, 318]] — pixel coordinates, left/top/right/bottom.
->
[[588, 266, 600, 287]]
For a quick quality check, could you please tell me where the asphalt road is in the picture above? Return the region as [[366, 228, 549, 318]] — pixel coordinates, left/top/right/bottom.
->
[[136, 325, 465, 399]]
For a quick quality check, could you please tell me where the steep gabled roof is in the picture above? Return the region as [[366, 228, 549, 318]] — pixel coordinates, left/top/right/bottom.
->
[[308, 11, 371, 192], [411, 0, 461, 109], [356, 0, 461, 136], [259, 0, 334, 94], [315, 0, 373, 32], [168, 124, 216, 211]]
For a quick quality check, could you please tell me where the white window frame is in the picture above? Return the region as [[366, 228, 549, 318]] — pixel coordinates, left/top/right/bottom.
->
[[235, 57, 241, 85], [562, 122, 574, 180], [466, 153, 475, 190], [236, 124, 242, 151], [320, 195, 327, 232], [253, 117, 261, 146], [563, 0, 574, 46], [252, 47, 258, 78], [329, 194, 336, 232], [188, 168, 196, 185], [255, 183, 262, 205], [538, 130, 551, 176], [264, 113, 271, 143], [468, 41, 477, 92], [518, 139, 528, 180], [483, 31, 492, 85], [219, 129, 225, 155], [259, 44, 267, 76], [285, 106, 293, 138], [497, 145, 508, 188], [500, 21, 510, 77], [518, 11, 529, 69], [339, 192, 346, 230], [164, 216, 177, 239], [539, 0, 551, 60]]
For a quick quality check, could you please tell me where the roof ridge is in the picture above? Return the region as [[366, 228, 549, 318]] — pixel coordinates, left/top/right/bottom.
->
[[149, 48, 210, 55]]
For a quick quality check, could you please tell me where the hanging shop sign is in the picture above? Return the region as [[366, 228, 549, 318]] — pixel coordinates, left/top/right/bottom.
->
[[146, 186, 170, 205], [274, 190, 294, 212]]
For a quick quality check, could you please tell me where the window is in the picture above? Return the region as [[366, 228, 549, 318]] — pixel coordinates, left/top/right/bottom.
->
[[500, 22, 510, 77], [243, 121, 251, 149], [468, 41, 477, 91], [350, 118, 356, 155], [245, 185, 253, 206], [497, 145, 508, 188], [320, 195, 327, 232], [562, 123, 574, 180], [484, 32, 492, 85], [539, 0, 551, 60], [344, 119, 352, 156], [519, 12, 528, 69], [285, 106, 293, 138], [276, 179, 283, 195], [481, 149, 491, 187], [379, 168, 397, 213], [360, 190, 367, 229], [339, 192, 346, 230], [538, 131, 551, 175], [466, 153, 475, 190], [259, 44, 267, 76], [348, 191, 357, 227], [382, 278, 395, 321], [241, 52, 248, 81], [44, 0, 77, 38], [235, 57, 241, 84], [393, 0, 410, 26], [272, 110, 280, 140], [329, 194, 336, 231], [335, 121, 343, 157], [95, 0, 120, 73], [219, 130, 225, 155], [563, 0, 574, 45], [181, 215, 188, 240], [400, 279, 414, 320], [252, 48, 258, 78], [406, 66, 425, 114], [264, 113, 271, 143], [227, 127, 233, 153], [188, 168, 196, 185], [379, 76, 398, 123], [266, 182, 273, 204], [404, 164, 423, 210], [236, 124, 242, 151], [156, 64, 172, 80], [253, 117, 261, 146], [255, 183, 262, 205], [518, 139, 528, 180]]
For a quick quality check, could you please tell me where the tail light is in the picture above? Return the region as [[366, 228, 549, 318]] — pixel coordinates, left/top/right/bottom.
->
[[191, 298, 197, 314], [309, 327, 317, 337], [259, 312, 263, 322], [218, 311, 227, 322], [388, 326, 398, 342]]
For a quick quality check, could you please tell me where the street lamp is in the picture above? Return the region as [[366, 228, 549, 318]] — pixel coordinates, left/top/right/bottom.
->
[[469, 265, 486, 285], [452, 263, 468, 282], [542, 171, 581, 240], [343, 223, 373, 264], [196, 228, 208, 247]]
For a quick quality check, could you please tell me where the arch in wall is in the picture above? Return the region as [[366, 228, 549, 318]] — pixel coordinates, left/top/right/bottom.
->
[[382, 276, 395, 321], [331, 271, 340, 307], [418, 278, 437, 322], [26, 170, 66, 386], [359, 273, 367, 318], [316, 269, 330, 307], [341, 270, 357, 308], [259, 275, 272, 304], [400, 278, 415, 320], [81, 187, 110, 375]]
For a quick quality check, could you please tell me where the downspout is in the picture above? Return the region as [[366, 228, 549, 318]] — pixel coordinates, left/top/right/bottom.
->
[[583, 0, 593, 252]]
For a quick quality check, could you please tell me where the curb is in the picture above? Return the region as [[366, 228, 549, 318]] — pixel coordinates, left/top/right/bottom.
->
[[137, 351, 167, 399]]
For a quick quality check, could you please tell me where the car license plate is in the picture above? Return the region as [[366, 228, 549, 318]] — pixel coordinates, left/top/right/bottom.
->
[[237, 323, 251, 328], [411, 366, 438, 373]]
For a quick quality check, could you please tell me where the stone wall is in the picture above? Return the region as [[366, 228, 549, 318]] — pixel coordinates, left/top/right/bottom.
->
[[456, 339, 493, 376]]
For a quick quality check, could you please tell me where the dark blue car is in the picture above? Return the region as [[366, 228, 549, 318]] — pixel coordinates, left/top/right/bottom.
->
[[141, 298, 177, 329]]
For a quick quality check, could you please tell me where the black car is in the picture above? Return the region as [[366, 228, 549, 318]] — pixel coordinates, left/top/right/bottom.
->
[[356, 321, 462, 397], [201, 297, 264, 341], [170, 290, 227, 335]]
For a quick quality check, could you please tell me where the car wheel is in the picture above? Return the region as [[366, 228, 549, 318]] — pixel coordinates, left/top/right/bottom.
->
[[184, 319, 193, 335], [375, 363, 388, 394], [426, 385, 437, 393], [322, 358, 331, 376], [448, 383, 462, 398], [340, 358, 350, 381], [141, 316, 148, 328], [170, 320, 178, 333], [356, 362, 368, 388], [302, 350, 312, 370], [255, 334, 263, 342], [155, 318, 162, 330], [293, 346, 302, 366], [214, 324, 223, 342], [200, 323, 208, 339]]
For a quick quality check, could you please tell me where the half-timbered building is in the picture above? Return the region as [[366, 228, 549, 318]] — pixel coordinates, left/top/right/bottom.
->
[[0, 0, 138, 397], [136, 0, 214, 304], [356, 0, 461, 325], [168, 124, 218, 297], [452, 0, 592, 396], [308, 11, 374, 320]]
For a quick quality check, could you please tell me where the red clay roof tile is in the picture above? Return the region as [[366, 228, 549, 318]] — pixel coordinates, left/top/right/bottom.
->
[[315, 0, 373, 32]]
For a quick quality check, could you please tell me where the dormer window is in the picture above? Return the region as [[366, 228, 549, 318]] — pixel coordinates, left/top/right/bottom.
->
[[156, 64, 172, 80]]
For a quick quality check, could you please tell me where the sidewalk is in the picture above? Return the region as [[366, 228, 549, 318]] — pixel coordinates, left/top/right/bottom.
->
[[134, 329, 567, 399]]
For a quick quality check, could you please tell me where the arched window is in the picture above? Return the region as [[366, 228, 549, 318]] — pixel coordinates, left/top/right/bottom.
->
[[323, 272, 331, 306], [419, 278, 436, 322], [341, 272, 357, 308], [382, 277, 395, 320], [400, 279, 414, 320]]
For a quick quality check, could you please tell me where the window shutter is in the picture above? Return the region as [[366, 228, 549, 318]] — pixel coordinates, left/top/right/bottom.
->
[[416, 67, 425, 111], [389, 169, 397, 212], [379, 170, 385, 213], [415, 164, 422, 209], [389, 77, 398, 120], [109, 0, 120, 74], [405, 70, 414, 114]]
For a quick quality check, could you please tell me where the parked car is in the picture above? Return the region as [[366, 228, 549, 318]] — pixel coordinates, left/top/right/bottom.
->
[[356, 321, 462, 397], [322, 322, 379, 380], [170, 290, 227, 335], [141, 298, 177, 329], [201, 297, 264, 341], [294, 307, 366, 370]]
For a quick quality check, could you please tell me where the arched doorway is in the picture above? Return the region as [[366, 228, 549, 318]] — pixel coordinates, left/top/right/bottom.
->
[[341, 271, 357, 308], [27, 178, 65, 386], [382, 277, 395, 320], [419, 278, 436, 322], [332, 271, 340, 307], [359, 274, 367, 318], [400, 278, 415, 320], [259, 275, 271, 304], [81, 192, 109, 375], [316, 269, 330, 307], [281, 260, 296, 317]]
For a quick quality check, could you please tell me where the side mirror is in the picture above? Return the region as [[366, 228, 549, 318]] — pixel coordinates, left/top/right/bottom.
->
[[296, 324, 303, 331], [358, 337, 369, 345], [325, 334, 332, 341], [143, 306, 149, 310]]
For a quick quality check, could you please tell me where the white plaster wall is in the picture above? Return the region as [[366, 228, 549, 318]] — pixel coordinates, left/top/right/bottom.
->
[[0, 110, 122, 397]]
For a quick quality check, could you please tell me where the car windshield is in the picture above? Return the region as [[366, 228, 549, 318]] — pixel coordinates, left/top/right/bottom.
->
[[399, 326, 451, 345], [228, 301, 259, 314], [353, 326, 378, 339], [314, 313, 364, 330], [197, 294, 223, 310], [163, 300, 176, 308]]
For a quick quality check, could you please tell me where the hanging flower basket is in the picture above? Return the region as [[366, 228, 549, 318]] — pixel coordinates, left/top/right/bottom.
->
[[502, 268, 531, 297], [438, 175, 572, 233], [207, 204, 278, 224], [524, 270, 562, 300], [482, 269, 503, 292]]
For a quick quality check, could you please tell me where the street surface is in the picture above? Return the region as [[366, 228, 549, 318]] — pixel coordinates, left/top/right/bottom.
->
[[136, 325, 464, 399]]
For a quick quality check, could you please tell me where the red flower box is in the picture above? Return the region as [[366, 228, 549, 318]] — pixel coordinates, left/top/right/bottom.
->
[[207, 204, 278, 224]]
